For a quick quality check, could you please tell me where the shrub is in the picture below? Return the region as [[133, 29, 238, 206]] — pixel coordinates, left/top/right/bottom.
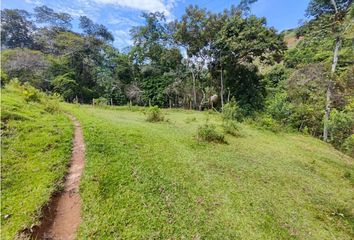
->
[[256, 115, 281, 133], [328, 109, 354, 147], [44, 100, 61, 113], [222, 120, 241, 137], [222, 98, 243, 121], [94, 97, 108, 106], [197, 124, 226, 143], [342, 135, 354, 157], [0, 69, 9, 86], [145, 106, 165, 122], [22, 82, 43, 102], [266, 91, 294, 125]]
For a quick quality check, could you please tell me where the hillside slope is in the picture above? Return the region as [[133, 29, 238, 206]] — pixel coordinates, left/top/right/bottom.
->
[[1, 83, 73, 239], [65, 104, 354, 239], [283, 29, 304, 49]]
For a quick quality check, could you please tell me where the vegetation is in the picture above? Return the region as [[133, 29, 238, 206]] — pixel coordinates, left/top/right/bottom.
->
[[1, 1, 353, 152], [1, 82, 73, 239], [61, 104, 353, 239], [222, 120, 242, 137], [145, 106, 165, 122], [197, 123, 226, 143], [1, 0, 353, 238]]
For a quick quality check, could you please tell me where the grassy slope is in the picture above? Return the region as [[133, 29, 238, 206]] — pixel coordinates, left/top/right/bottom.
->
[[65, 104, 354, 240], [1, 85, 73, 239]]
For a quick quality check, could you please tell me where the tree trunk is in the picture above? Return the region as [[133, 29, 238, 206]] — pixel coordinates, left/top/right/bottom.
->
[[220, 61, 224, 109], [191, 70, 197, 109], [323, 36, 341, 141]]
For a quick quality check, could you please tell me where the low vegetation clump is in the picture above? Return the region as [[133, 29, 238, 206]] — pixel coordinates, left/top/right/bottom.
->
[[342, 134, 354, 157], [328, 108, 354, 148], [145, 106, 165, 122], [197, 123, 226, 143], [94, 97, 109, 106], [222, 120, 242, 137], [1, 82, 72, 239], [222, 98, 244, 121], [255, 115, 282, 133]]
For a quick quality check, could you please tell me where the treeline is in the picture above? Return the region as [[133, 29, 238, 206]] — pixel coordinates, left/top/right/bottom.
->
[[0, 1, 286, 111], [1, 0, 353, 154]]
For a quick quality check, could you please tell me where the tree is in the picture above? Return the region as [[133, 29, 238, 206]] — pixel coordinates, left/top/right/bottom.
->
[[130, 12, 169, 65], [306, 0, 353, 141], [172, 5, 210, 109], [1, 48, 49, 88], [34, 5, 72, 30], [286, 63, 328, 135], [130, 12, 183, 107], [79, 16, 114, 42], [237, 0, 258, 16], [51, 73, 78, 101], [213, 14, 286, 113], [1, 9, 35, 48]]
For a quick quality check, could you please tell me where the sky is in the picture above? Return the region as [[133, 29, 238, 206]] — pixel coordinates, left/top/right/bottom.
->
[[1, 0, 310, 49]]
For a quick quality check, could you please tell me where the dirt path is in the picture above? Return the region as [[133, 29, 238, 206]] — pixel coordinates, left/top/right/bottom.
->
[[31, 114, 85, 240]]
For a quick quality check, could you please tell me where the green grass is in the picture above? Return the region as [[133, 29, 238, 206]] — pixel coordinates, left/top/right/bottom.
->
[[64, 104, 354, 239], [1, 84, 73, 239]]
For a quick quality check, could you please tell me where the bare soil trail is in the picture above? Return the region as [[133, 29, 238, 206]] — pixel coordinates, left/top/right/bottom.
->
[[31, 114, 85, 240]]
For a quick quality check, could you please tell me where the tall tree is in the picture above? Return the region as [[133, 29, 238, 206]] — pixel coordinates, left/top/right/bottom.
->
[[130, 12, 168, 65], [306, 0, 353, 141], [79, 16, 114, 42], [1, 9, 35, 48], [172, 5, 210, 109], [34, 5, 72, 30], [213, 14, 285, 113]]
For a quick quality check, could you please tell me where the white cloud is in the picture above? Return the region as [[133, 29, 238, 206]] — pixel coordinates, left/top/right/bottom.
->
[[107, 15, 139, 26], [24, 0, 42, 5], [92, 0, 171, 15], [57, 6, 86, 17], [113, 29, 133, 47]]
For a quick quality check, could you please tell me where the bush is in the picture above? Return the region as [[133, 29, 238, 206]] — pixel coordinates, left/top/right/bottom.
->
[[256, 115, 282, 133], [342, 135, 354, 157], [145, 106, 164, 122], [266, 91, 294, 125], [0, 69, 9, 86], [94, 97, 108, 106], [44, 100, 61, 113], [328, 109, 354, 147], [222, 98, 243, 121], [222, 120, 241, 137], [22, 82, 43, 102], [197, 124, 226, 143]]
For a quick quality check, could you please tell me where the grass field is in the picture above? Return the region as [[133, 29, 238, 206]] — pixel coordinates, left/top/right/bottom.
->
[[64, 104, 353, 239], [1, 84, 73, 239]]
